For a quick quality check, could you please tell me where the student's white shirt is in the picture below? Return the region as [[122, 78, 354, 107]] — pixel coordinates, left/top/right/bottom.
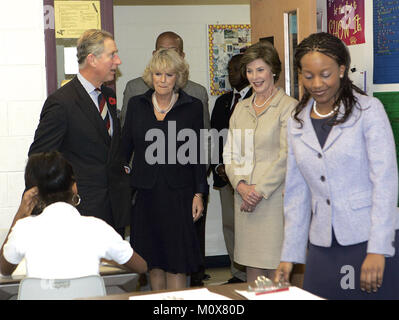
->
[[3, 202, 133, 279]]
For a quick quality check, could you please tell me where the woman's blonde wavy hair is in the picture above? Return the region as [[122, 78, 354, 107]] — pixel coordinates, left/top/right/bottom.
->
[[142, 48, 189, 91]]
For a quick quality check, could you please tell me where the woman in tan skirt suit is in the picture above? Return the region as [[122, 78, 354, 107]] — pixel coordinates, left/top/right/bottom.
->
[[223, 41, 297, 282]]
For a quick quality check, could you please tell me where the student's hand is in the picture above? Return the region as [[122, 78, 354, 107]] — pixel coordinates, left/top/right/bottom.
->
[[360, 253, 385, 293], [192, 194, 204, 222], [274, 262, 293, 283], [17, 187, 39, 219], [236, 182, 263, 207]]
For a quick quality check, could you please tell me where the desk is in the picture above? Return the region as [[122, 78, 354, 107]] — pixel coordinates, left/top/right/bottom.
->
[[0, 263, 139, 300], [88, 283, 249, 300], [87, 282, 322, 300]]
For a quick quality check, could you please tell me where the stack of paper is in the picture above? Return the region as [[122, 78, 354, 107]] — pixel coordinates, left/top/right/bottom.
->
[[129, 288, 231, 300]]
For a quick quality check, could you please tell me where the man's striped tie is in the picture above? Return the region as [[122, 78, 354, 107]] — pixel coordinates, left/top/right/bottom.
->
[[96, 88, 111, 135]]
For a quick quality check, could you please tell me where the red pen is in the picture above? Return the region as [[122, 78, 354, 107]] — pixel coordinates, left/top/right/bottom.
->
[[255, 287, 289, 295]]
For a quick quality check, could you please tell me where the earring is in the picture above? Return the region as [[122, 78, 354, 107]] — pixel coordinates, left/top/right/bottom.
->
[[72, 194, 81, 207]]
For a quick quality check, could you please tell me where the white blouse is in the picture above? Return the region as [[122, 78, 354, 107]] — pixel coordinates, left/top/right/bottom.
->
[[3, 202, 133, 279]]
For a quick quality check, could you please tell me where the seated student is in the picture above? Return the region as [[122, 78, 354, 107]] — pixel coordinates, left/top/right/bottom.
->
[[0, 151, 147, 278]]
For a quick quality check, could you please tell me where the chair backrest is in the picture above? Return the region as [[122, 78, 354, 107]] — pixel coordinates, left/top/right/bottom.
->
[[17, 275, 106, 300]]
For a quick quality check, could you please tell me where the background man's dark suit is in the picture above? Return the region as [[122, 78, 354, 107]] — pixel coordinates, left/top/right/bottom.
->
[[210, 87, 252, 282], [28, 77, 131, 230], [210, 89, 252, 187]]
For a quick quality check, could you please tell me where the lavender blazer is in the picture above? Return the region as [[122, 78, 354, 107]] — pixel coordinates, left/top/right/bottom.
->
[[281, 92, 399, 264]]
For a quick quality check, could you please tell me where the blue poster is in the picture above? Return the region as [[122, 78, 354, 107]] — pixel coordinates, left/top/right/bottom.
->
[[373, 0, 399, 84]]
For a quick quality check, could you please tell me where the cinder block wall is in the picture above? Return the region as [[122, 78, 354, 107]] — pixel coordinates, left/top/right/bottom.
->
[[0, 1, 47, 246]]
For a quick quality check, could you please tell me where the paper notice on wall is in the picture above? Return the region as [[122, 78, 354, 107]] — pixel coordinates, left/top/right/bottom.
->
[[54, 1, 101, 39]]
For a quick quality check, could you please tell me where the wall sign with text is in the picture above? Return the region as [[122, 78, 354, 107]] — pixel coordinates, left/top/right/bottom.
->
[[327, 0, 365, 46], [54, 0, 101, 39]]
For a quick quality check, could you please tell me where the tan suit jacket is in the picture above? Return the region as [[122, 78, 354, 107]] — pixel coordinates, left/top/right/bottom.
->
[[223, 88, 297, 268]]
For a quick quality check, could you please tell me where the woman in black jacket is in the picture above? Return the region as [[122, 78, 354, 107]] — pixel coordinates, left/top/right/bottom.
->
[[122, 49, 208, 290]]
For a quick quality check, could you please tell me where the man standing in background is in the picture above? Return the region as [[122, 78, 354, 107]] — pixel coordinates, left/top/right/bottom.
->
[[120, 31, 209, 129], [28, 29, 130, 237], [121, 31, 210, 286], [210, 54, 251, 284]]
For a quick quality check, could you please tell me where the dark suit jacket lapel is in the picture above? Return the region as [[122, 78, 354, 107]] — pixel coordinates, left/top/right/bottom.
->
[[244, 88, 253, 99], [71, 77, 111, 145]]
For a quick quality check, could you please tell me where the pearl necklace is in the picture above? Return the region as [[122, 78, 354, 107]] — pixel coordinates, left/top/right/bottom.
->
[[152, 92, 177, 114], [252, 89, 276, 108], [312, 101, 338, 118]]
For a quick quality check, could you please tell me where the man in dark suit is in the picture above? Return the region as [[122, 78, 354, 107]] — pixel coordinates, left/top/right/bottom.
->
[[210, 54, 252, 283], [28, 29, 130, 236]]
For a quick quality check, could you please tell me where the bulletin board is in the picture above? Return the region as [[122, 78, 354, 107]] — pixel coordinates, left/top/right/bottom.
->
[[373, 0, 399, 83], [374, 91, 399, 199], [208, 24, 251, 96]]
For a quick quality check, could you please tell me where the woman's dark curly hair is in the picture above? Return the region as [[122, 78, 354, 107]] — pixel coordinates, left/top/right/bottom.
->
[[293, 32, 366, 126]]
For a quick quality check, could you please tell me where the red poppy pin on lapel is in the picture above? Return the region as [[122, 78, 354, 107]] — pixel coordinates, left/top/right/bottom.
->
[[108, 97, 116, 106]]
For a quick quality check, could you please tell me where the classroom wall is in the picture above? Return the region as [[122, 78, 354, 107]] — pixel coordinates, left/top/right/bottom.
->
[[113, 4, 251, 256], [1, 1, 395, 256], [317, 0, 398, 95], [0, 1, 47, 246]]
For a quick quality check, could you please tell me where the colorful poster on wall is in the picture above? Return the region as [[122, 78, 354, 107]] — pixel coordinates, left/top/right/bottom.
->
[[208, 24, 251, 96], [327, 0, 365, 46]]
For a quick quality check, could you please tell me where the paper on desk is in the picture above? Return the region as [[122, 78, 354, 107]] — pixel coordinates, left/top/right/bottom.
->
[[129, 288, 231, 300], [235, 286, 323, 300]]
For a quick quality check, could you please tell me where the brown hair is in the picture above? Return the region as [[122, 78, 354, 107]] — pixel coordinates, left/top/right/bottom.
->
[[240, 41, 282, 83]]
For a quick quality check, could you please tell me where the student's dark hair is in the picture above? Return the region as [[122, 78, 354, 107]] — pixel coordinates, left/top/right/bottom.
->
[[293, 32, 366, 127], [25, 151, 75, 206]]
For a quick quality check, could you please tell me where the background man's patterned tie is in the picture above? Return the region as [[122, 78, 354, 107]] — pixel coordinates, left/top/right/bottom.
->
[[96, 88, 111, 135]]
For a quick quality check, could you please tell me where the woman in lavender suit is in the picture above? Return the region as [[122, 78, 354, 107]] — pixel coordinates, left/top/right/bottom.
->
[[275, 32, 399, 300]]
